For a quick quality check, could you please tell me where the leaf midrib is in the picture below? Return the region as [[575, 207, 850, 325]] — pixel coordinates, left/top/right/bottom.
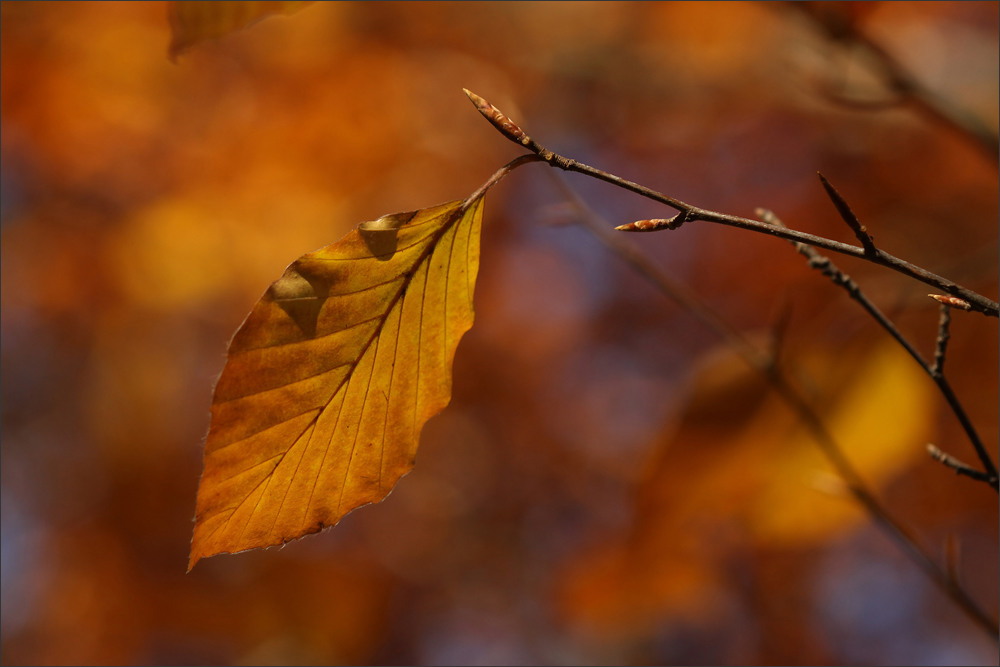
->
[[200, 201, 475, 549]]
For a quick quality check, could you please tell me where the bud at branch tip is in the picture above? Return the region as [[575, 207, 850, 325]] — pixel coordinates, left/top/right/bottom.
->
[[463, 88, 529, 145]]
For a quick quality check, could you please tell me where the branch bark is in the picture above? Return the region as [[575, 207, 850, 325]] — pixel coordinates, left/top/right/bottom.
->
[[755, 208, 998, 491], [463, 88, 999, 638], [463, 89, 999, 318], [544, 172, 998, 639]]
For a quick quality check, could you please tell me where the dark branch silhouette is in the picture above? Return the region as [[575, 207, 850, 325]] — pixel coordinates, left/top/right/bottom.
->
[[545, 172, 998, 639], [463, 90, 999, 318], [464, 89, 999, 638], [755, 207, 998, 491]]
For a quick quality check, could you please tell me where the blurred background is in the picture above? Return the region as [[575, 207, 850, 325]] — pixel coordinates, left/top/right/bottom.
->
[[2, 1, 997, 664]]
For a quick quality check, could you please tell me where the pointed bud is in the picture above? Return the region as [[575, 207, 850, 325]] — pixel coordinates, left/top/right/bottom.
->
[[615, 218, 676, 232], [928, 294, 971, 310], [463, 89, 529, 145]]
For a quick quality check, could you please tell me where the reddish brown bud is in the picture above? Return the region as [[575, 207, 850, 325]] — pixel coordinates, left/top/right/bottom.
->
[[614, 217, 677, 232], [463, 89, 528, 145], [928, 294, 972, 310]]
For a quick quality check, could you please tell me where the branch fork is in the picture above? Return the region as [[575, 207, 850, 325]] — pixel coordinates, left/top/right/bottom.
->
[[817, 173, 880, 258], [465, 87, 999, 635], [462, 89, 999, 318]]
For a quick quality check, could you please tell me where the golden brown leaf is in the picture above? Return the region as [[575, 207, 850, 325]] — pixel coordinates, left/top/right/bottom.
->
[[189, 198, 484, 569], [168, 1, 314, 60]]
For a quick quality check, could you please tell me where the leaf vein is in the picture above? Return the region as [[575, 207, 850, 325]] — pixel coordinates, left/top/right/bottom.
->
[[194, 201, 477, 563], [304, 235, 434, 262], [207, 407, 322, 454], [336, 330, 379, 515], [214, 451, 285, 486], [265, 420, 315, 541], [303, 383, 347, 526], [379, 300, 402, 494]]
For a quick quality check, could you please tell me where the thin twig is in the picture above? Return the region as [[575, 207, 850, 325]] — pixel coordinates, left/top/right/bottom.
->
[[545, 172, 998, 639], [463, 153, 544, 208], [756, 208, 998, 491], [817, 173, 879, 258], [548, 174, 770, 373], [466, 87, 999, 636], [789, 3, 1000, 164], [928, 444, 995, 485], [933, 304, 952, 376], [462, 89, 999, 318], [945, 533, 962, 589], [768, 299, 794, 371], [466, 89, 998, 487]]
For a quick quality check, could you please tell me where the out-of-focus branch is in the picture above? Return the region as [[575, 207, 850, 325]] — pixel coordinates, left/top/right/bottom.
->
[[755, 207, 998, 491], [788, 2, 1000, 163], [462, 89, 999, 318], [546, 172, 998, 639]]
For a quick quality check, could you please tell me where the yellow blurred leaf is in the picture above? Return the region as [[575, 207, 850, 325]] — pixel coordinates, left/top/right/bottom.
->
[[168, 1, 314, 60], [749, 340, 934, 544], [190, 197, 484, 569], [109, 198, 233, 309], [557, 340, 936, 635]]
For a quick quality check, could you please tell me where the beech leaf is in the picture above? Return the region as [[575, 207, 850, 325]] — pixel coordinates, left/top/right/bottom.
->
[[168, 1, 314, 60], [189, 197, 485, 569]]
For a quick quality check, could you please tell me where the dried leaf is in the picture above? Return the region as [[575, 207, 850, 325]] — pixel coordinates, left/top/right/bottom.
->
[[168, 1, 313, 60], [189, 198, 484, 569]]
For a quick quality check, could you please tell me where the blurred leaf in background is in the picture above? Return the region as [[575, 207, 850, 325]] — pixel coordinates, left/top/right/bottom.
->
[[557, 339, 935, 639], [168, 1, 313, 60]]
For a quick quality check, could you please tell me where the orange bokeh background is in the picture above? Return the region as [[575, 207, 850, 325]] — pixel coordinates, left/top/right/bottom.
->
[[2, 2, 997, 664]]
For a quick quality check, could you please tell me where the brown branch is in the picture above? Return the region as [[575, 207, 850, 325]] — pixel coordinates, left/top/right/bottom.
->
[[548, 174, 771, 373], [462, 153, 544, 208], [756, 208, 998, 491], [928, 444, 996, 485], [546, 172, 998, 639], [945, 533, 962, 590], [932, 304, 952, 377], [817, 173, 879, 258], [768, 299, 794, 370], [462, 89, 999, 318]]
